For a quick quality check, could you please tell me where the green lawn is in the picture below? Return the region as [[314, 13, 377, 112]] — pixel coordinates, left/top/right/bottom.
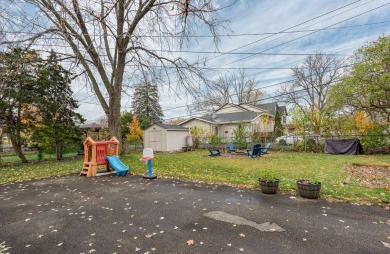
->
[[1, 150, 389, 206], [0, 152, 78, 163]]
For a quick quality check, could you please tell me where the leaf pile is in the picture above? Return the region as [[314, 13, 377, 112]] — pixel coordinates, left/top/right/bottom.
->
[[350, 165, 390, 188]]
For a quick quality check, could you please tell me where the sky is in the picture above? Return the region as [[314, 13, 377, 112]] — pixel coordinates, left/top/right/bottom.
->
[[8, 0, 389, 124]]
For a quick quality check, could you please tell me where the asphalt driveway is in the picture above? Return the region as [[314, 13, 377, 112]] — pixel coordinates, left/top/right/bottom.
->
[[1, 174, 389, 253]]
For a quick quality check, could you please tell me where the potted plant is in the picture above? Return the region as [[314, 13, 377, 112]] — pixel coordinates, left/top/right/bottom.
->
[[296, 179, 322, 199], [258, 169, 279, 194]]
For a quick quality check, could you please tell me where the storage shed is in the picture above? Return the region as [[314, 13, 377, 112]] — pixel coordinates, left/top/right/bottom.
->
[[143, 124, 189, 152]]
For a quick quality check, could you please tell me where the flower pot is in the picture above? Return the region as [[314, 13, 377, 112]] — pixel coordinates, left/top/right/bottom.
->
[[259, 178, 279, 194], [296, 180, 321, 199]]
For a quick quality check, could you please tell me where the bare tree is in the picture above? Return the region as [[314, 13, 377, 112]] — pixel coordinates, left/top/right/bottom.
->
[[167, 117, 185, 125], [280, 53, 346, 134], [2, 0, 233, 139], [188, 69, 262, 113]]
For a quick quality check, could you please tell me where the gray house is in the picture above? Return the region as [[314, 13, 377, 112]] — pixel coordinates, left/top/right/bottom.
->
[[179, 102, 287, 141], [143, 124, 189, 152]]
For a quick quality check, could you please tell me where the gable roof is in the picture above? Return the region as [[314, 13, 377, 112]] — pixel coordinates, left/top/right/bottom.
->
[[214, 103, 248, 113], [238, 103, 266, 113], [198, 111, 265, 123], [257, 102, 287, 115], [157, 124, 189, 131], [180, 102, 283, 126], [178, 117, 215, 126]]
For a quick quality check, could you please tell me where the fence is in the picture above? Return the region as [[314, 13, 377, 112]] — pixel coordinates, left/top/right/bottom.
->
[[1, 134, 389, 164], [273, 134, 390, 153]]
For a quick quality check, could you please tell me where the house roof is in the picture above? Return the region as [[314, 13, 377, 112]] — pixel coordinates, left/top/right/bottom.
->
[[178, 117, 215, 126], [257, 102, 287, 115], [179, 102, 284, 126], [214, 103, 249, 113], [79, 123, 103, 130], [156, 124, 189, 131], [199, 111, 263, 123], [238, 103, 265, 112]]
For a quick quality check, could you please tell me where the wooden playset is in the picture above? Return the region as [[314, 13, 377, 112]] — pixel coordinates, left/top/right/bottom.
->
[[80, 136, 120, 177]]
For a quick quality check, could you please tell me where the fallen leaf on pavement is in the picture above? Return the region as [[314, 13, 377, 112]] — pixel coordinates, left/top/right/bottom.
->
[[381, 241, 390, 248]]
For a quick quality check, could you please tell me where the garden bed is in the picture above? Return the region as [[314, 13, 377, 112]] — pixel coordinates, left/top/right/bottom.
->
[[350, 164, 390, 189]]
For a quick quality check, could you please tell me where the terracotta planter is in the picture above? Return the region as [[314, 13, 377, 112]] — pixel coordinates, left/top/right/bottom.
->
[[258, 178, 279, 194], [296, 179, 321, 199]]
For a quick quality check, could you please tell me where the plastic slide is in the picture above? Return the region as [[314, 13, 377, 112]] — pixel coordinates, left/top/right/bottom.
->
[[105, 155, 129, 176]]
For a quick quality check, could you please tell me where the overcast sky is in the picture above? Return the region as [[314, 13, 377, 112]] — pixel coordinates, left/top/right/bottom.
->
[[72, 0, 390, 123]]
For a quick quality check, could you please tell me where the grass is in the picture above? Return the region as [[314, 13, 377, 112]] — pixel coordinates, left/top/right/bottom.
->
[[1, 150, 389, 206], [0, 152, 78, 163]]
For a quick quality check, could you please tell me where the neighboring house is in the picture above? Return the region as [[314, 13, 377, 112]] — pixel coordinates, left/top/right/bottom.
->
[[79, 123, 109, 140], [143, 124, 189, 152], [179, 102, 287, 142], [257, 102, 287, 125]]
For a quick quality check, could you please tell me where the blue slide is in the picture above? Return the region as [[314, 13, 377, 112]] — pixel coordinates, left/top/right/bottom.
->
[[106, 155, 130, 176]]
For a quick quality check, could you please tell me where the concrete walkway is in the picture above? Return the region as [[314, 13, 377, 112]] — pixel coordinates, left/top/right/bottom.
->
[[0, 174, 389, 253]]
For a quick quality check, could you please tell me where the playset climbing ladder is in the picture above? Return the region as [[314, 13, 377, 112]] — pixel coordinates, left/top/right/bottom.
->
[[80, 136, 120, 177]]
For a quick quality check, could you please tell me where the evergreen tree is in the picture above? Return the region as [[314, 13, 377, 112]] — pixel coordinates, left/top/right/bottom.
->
[[0, 47, 41, 163], [131, 82, 163, 124], [120, 111, 151, 139], [32, 51, 84, 160], [120, 112, 133, 139], [233, 122, 249, 150], [274, 110, 284, 137]]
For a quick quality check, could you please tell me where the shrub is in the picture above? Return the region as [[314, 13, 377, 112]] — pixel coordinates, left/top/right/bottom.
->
[[208, 134, 222, 148], [360, 125, 388, 149], [233, 122, 249, 149], [190, 126, 207, 149]]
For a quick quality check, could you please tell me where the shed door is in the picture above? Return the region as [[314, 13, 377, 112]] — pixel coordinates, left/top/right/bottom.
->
[[149, 131, 162, 151]]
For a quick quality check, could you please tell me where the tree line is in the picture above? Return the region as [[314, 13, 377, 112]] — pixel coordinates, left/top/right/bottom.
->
[[279, 35, 389, 149], [0, 48, 84, 162]]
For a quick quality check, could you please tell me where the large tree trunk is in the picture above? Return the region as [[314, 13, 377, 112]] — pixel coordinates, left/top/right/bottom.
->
[[108, 98, 121, 140], [9, 133, 28, 163], [55, 142, 62, 161], [5, 110, 28, 163]]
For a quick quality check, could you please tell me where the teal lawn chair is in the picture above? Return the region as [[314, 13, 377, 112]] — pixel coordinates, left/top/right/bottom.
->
[[226, 143, 236, 153], [208, 148, 221, 157], [260, 143, 271, 155], [247, 144, 261, 158]]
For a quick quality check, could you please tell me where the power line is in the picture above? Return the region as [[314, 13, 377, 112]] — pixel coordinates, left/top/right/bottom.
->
[[4, 1, 387, 122], [75, 59, 354, 113], [218, 2, 390, 68], [12, 42, 351, 56], [141, 1, 385, 90], [4, 2, 385, 85], [163, 78, 342, 121], [197, 0, 367, 65], [161, 61, 352, 113], [24, 1, 372, 64], [2, 20, 389, 38]]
